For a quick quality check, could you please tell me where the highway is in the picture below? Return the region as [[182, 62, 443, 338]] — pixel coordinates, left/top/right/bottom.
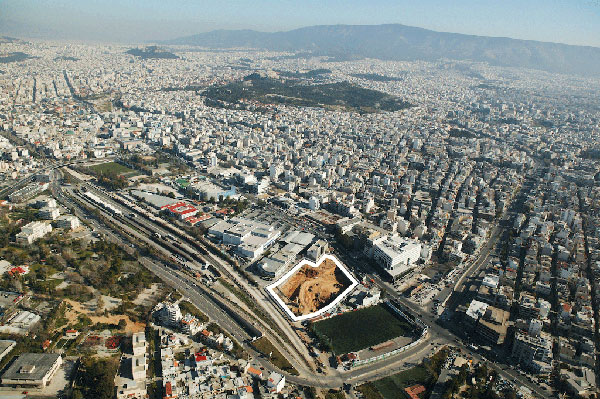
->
[[66, 181, 316, 373]]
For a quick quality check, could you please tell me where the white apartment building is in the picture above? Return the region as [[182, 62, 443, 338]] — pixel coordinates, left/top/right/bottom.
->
[[132, 332, 146, 357], [154, 303, 182, 328], [55, 215, 80, 230], [38, 206, 60, 220], [511, 330, 553, 374], [372, 235, 422, 280], [15, 221, 52, 245]]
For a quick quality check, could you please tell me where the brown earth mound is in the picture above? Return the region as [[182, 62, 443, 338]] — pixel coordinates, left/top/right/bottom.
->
[[278, 258, 351, 316]]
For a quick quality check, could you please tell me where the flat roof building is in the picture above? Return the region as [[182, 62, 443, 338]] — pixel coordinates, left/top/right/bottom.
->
[[15, 221, 52, 245], [209, 217, 280, 259], [1, 353, 62, 387], [372, 235, 422, 280]]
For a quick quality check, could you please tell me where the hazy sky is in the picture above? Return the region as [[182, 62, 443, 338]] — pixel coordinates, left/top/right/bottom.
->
[[1, 0, 599, 46]]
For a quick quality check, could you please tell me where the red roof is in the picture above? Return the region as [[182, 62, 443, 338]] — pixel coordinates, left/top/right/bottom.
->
[[195, 355, 207, 362], [247, 367, 262, 376], [405, 385, 426, 399], [165, 382, 172, 395], [162, 202, 197, 215], [8, 266, 27, 275]]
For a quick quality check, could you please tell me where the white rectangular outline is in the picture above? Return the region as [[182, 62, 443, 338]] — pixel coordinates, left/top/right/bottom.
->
[[266, 254, 359, 322]]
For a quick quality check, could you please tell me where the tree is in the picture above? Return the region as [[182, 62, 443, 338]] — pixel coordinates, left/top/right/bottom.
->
[[95, 295, 105, 315], [74, 356, 118, 399]]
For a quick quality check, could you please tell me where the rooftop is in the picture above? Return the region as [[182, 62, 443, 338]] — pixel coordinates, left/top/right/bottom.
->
[[1, 353, 61, 382]]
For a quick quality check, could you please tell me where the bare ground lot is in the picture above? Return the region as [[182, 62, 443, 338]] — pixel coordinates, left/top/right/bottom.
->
[[133, 283, 161, 306], [64, 299, 145, 333], [278, 258, 351, 316]]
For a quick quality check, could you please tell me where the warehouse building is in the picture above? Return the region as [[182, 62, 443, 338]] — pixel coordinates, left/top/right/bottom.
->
[[1, 353, 62, 387], [8, 183, 49, 203], [209, 217, 280, 259]]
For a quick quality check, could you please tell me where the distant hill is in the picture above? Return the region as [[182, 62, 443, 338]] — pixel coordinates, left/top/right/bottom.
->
[[126, 46, 178, 60], [0, 36, 22, 44], [163, 24, 600, 77], [203, 72, 411, 113]]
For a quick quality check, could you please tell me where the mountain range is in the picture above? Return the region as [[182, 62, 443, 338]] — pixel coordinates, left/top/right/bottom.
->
[[162, 24, 600, 77]]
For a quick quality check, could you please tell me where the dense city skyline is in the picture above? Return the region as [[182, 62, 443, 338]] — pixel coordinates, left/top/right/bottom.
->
[[0, 2, 599, 398]]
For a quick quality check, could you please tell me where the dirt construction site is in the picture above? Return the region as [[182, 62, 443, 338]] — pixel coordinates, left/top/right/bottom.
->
[[277, 257, 352, 317]]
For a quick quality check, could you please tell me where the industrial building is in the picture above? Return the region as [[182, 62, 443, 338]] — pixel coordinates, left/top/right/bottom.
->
[[191, 180, 237, 201], [0, 340, 16, 363], [161, 201, 199, 220], [255, 231, 318, 279], [0, 310, 41, 335], [209, 217, 280, 259], [8, 183, 49, 203], [1, 353, 62, 387]]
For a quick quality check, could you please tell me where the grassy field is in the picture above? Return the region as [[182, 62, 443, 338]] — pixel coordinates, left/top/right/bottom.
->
[[311, 304, 415, 354], [179, 300, 209, 323], [372, 365, 430, 399], [357, 349, 449, 399], [355, 383, 384, 399], [251, 337, 298, 375], [88, 162, 135, 176]]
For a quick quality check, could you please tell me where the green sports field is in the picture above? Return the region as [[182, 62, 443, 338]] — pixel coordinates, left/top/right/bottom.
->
[[311, 303, 415, 355], [88, 162, 135, 176]]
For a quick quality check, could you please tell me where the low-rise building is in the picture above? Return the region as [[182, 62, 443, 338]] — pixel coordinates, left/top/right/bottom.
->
[[1, 353, 62, 387], [266, 372, 285, 393], [55, 215, 80, 230], [15, 221, 52, 245], [38, 206, 60, 220]]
